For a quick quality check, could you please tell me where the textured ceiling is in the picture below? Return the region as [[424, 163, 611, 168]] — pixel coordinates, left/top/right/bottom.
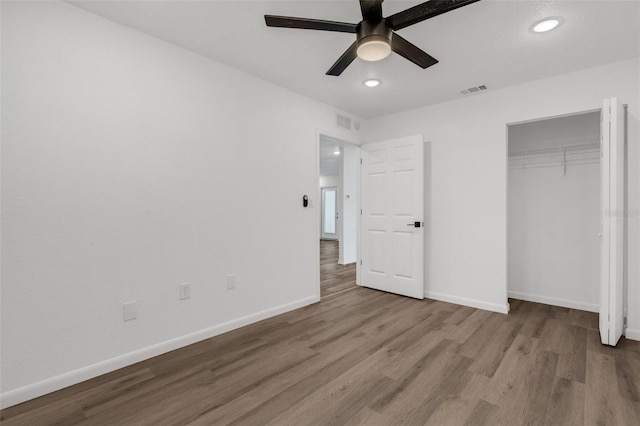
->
[[69, 0, 640, 118]]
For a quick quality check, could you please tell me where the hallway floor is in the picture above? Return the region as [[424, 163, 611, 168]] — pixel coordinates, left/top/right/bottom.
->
[[320, 240, 356, 298]]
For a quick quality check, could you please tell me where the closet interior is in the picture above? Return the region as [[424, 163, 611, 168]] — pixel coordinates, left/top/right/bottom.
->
[[507, 111, 601, 312]]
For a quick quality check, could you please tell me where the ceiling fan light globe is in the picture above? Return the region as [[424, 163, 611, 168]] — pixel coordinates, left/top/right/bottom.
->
[[357, 39, 391, 62]]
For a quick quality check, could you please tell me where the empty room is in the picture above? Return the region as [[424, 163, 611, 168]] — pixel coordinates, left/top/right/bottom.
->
[[1, 1, 639, 425]]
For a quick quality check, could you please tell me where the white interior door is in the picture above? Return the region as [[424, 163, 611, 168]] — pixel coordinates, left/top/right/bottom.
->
[[321, 187, 338, 240], [360, 135, 424, 299], [600, 97, 625, 346]]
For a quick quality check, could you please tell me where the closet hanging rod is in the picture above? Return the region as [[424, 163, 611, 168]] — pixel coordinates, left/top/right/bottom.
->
[[508, 141, 600, 157]]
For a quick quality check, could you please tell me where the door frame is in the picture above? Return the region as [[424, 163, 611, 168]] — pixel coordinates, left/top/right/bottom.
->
[[505, 107, 601, 313], [315, 129, 362, 299], [505, 103, 628, 344]]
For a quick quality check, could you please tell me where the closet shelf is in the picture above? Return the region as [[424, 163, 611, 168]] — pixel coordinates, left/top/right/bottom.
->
[[508, 142, 600, 173]]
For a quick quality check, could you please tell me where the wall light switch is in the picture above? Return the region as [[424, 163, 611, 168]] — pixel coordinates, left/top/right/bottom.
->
[[123, 301, 137, 321]]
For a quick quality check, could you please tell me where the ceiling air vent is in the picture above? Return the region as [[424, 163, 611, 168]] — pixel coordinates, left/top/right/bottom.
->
[[460, 84, 488, 95], [337, 114, 351, 130]]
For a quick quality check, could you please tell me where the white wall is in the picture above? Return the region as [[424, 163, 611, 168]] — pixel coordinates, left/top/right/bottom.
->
[[508, 111, 601, 152], [319, 175, 339, 189], [364, 58, 640, 333], [339, 145, 358, 264], [508, 113, 600, 312], [0, 0, 363, 407]]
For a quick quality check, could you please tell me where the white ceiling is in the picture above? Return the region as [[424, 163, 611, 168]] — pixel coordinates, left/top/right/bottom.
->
[[68, 0, 640, 119]]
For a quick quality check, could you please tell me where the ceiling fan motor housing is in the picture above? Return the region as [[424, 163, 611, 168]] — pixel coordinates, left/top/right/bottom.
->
[[356, 20, 392, 61], [357, 20, 392, 46]]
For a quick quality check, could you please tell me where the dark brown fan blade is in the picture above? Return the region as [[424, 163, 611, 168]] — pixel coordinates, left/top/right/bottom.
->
[[265, 15, 357, 33], [386, 0, 480, 31], [391, 33, 438, 69], [360, 0, 384, 22], [326, 41, 358, 76]]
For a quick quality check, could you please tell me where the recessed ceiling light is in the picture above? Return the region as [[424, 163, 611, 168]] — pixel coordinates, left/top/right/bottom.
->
[[532, 18, 560, 33], [333, 149, 340, 155], [363, 79, 381, 88]]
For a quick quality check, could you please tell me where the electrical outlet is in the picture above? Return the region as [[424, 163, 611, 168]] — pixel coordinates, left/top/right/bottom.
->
[[226, 274, 236, 290], [178, 283, 191, 300], [123, 301, 137, 321]]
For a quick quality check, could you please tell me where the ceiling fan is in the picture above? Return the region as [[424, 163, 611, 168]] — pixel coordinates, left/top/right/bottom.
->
[[265, 0, 480, 76]]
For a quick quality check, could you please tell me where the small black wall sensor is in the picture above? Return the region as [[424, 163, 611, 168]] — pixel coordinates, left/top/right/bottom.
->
[[303, 195, 309, 207]]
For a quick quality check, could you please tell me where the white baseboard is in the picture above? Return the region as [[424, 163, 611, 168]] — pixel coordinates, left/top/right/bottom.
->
[[0, 295, 319, 410], [424, 290, 509, 314], [508, 291, 599, 313], [625, 327, 640, 341]]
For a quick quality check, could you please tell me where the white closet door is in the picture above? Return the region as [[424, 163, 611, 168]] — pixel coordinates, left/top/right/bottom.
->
[[600, 97, 625, 346]]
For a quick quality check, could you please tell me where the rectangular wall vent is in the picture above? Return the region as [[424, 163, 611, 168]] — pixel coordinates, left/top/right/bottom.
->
[[460, 84, 488, 95], [337, 114, 351, 130]]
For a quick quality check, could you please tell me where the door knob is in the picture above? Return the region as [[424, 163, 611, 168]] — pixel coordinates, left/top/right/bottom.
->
[[407, 222, 422, 228]]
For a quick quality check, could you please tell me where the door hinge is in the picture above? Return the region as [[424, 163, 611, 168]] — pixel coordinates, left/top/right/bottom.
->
[[360, 209, 363, 215], [360, 158, 363, 164], [360, 259, 363, 265]]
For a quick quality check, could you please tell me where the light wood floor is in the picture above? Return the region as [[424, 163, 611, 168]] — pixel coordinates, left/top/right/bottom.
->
[[320, 240, 356, 298], [2, 288, 639, 424]]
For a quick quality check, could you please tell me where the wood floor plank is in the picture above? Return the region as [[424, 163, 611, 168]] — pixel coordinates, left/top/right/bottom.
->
[[369, 339, 466, 421], [546, 377, 585, 426], [557, 325, 588, 384], [486, 348, 559, 426], [383, 310, 450, 354], [425, 368, 498, 426], [464, 320, 522, 378], [615, 346, 640, 402], [373, 329, 447, 381], [229, 348, 366, 425], [518, 304, 552, 338], [342, 407, 387, 426], [444, 305, 476, 326], [390, 355, 475, 425], [184, 394, 256, 426], [464, 399, 499, 426], [449, 309, 493, 344], [265, 351, 394, 426], [483, 333, 540, 406], [585, 351, 632, 426]]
